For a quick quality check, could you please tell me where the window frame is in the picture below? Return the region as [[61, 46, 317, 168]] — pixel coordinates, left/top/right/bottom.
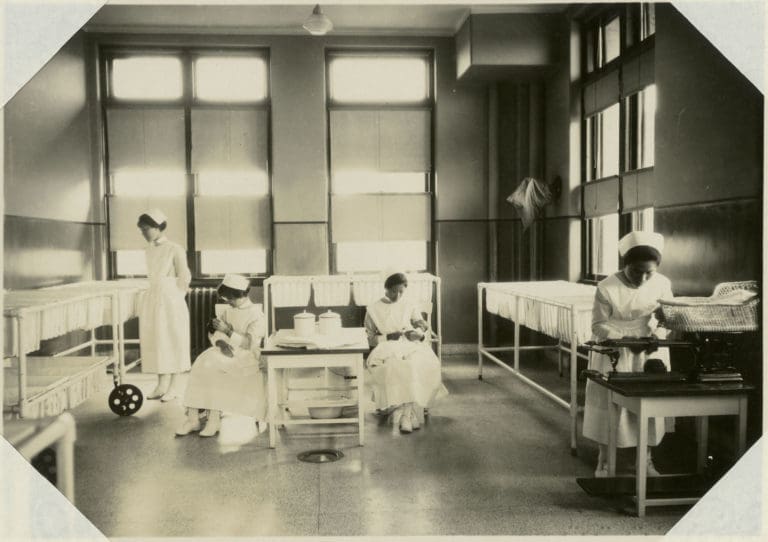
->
[[100, 46, 273, 283], [325, 48, 436, 275]]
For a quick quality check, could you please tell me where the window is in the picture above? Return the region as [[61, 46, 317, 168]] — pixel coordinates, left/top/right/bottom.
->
[[627, 3, 656, 48], [327, 51, 433, 273], [624, 85, 656, 171], [586, 103, 620, 181], [630, 207, 654, 232], [111, 56, 183, 100], [588, 214, 620, 277], [581, 5, 656, 279], [585, 14, 621, 73], [102, 49, 272, 279]]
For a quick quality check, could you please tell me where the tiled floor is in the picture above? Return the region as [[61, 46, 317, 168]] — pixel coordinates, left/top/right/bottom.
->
[[70, 355, 688, 537]]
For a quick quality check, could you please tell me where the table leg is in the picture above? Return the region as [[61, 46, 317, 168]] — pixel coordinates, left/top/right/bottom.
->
[[736, 396, 747, 457], [695, 416, 709, 473], [267, 364, 278, 449], [607, 391, 617, 477], [357, 358, 365, 446], [636, 405, 648, 518]]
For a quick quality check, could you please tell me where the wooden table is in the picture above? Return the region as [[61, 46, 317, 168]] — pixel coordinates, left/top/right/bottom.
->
[[262, 328, 369, 448], [586, 374, 753, 517]]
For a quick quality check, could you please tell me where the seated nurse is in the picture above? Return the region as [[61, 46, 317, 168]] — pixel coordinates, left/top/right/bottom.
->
[[582, 231, 675, 477], [364, 272, 448, 434], [176, 274, 267, 437]]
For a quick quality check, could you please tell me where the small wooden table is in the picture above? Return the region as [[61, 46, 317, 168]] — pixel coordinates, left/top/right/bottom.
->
[[262, 328, 369, 448], [586, 374, 753, 517]]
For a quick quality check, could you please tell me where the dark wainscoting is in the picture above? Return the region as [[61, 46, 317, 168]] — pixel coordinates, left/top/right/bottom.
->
[[4, 215, 101, 290], [655, 198, 762, 296]]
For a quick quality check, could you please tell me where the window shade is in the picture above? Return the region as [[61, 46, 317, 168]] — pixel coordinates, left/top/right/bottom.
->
[[193, 196, 271, 250], [621, 49, 654, 97], [583, 69, 620, 116], [621, 168, 655, 211], [583, 176, 620, 218], [330, 109, 430, 173], [191, 109, 268, 172], [331, 194, 431, 242], [106, 108, 186, 171], [107, 195, 187, 250]]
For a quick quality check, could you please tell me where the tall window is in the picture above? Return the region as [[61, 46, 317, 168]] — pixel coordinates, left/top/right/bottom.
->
[[102, 49, 272, 279], [582, 4, 656, 280], [327, 51, 433, 273]]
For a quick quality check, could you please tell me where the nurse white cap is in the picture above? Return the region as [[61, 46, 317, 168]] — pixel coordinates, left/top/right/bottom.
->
[[144, 208, 168, 225], [221, 273, 250, 292], [618, 231, 664, 257]]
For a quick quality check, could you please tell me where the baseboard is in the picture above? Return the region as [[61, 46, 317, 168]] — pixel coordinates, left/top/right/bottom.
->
[[442, 343, 477, 355]]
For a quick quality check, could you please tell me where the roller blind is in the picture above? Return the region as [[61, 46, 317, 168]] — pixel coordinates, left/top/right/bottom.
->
[[106, 108, 186, 171], [193, 196, 271, 250], [331, 194, 431, 242], [191, 109, 268, 172], [621, 49, 655, 97], [107, 195, 188, 250], [330, 109, 430, 173], [583, 176, 620, 218], [583, 69, 620, 116], [621, 168, 655, 211]]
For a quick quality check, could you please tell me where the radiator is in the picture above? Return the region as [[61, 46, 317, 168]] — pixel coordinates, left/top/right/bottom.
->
[[187, 287, 218, 359]]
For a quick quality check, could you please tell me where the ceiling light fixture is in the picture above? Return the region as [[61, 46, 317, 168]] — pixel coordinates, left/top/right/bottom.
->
[[302, 4, 333, 36]]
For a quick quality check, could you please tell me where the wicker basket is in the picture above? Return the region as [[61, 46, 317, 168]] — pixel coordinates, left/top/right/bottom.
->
[[659, 281, 759, 333]]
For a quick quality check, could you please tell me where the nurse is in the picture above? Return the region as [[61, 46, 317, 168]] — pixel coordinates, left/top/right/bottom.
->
[[582, 231, 674, 477], [176, 274, 267, 437], [137, 209, 192, 401], [365, 272, 447, 434]]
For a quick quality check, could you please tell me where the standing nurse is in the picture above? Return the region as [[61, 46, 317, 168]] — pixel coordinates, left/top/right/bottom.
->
[[137, 209, 191, 401]]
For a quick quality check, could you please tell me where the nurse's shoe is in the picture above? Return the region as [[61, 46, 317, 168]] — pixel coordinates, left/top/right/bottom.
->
[[200, 411, 221, 437], [390, 407, 404, 435], [645, 459, 661, 477], [175, 418, 202, 436], [594, 464, 609, 478], [410, 410, 421, 430], [147, 375, 171, 399], [400, 414, 413, 434]]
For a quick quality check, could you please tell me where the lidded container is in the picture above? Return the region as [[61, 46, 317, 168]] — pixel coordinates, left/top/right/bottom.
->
[[318, 309, 342, 335], [293, 310, 316, 337]]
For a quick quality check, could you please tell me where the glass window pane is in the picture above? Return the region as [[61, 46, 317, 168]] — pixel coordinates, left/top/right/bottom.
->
[[585, 27, 596, 73], [111, 57, 183, 100], [586, 116, 595, 182], [640, 85, 656, 168], [631, 207, 655, 232], [112, 171, 187, 196], [333, 171, 425, 194], [590, 214, 619, 276], [194, 56, 268, 102], [599, 104, 620, 178], [197, 171, 269, 196], [329, 57, 429, 103], [336, 241, 427, 273], [116, 250, 147, 276], [642, 3, 656, 40], [603, 17, 621, 65], [200, 250, 267, 275]]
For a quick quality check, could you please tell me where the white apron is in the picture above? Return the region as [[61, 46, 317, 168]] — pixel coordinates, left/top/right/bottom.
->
[[583, 272, 674, 447], [183, 302, 267, 419], [366, 298, 447, 410], [138, 240, 191, 374]]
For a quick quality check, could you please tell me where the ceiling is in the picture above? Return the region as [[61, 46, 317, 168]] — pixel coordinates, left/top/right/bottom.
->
[[85, 2, 568, 36]]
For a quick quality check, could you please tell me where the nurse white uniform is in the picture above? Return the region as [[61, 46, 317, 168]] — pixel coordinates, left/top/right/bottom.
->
[[183, 300, 267, 419], [582, 271, 674, 447], [138, 237, 192, 374]]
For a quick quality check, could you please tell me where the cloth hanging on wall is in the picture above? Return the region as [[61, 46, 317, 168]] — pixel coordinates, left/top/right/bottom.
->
[[506, 177, 552, 229]]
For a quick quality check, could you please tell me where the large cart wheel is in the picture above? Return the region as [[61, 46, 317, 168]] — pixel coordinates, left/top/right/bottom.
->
[[109, 384, 143, 416]]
